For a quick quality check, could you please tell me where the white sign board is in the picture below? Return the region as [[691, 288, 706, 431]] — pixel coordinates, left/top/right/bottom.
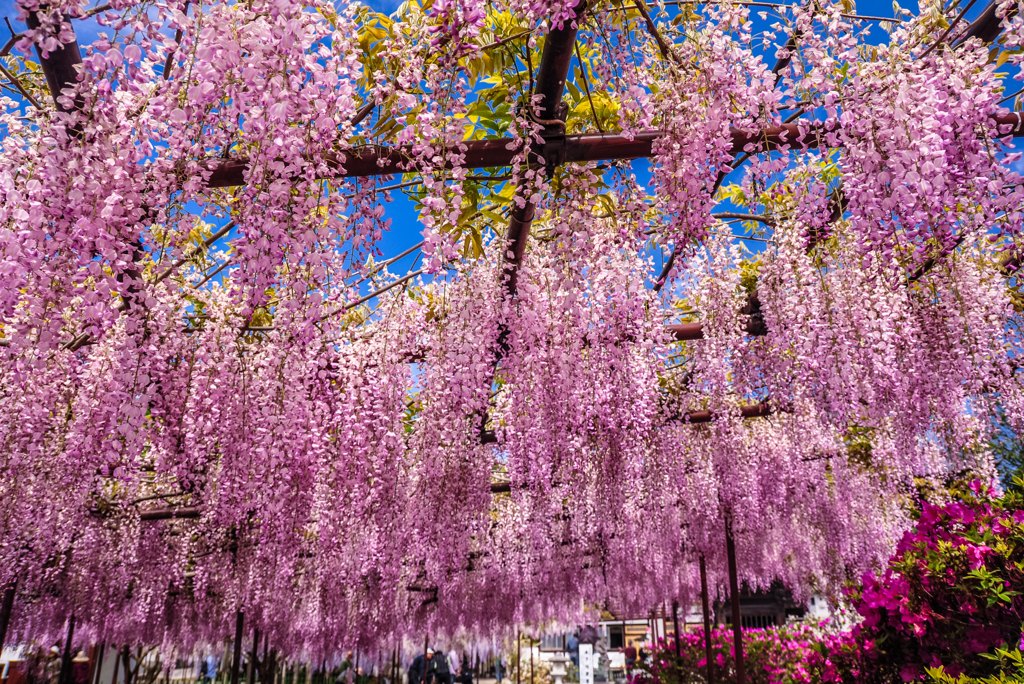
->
[[579, 644, 594, 684]]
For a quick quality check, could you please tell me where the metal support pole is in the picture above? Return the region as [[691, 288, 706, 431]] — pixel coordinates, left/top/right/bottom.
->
[[528, 638, 533, 684], [121, 646, 130, 684], [261, 636, 268, 684], [58, 616, 76, 684], [725, 522, 744, 684], [92, 643, 106, 684], [249, 628, 259, 684], [422, 635, 429, 684], [672, 601, 681, 657], [699, 557, 713, 684], [231, 612, 245, 684], [110, 646, 120, 684], [0, 582, 16, 658], [515, 633, 520, 684]]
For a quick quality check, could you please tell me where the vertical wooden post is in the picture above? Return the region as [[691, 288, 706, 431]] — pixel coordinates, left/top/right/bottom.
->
[[699, 557, 713, 684], [671, 602, 681, 657], [121, 646, 131, 684], [515, 634, 520, 684], [133, 647, 142, 684], [91, 643, 106, 684], [528, 637, 534, 684], [725, 521, 744, 684], [110, 646, 120, 684], [94, 643, 107, 684], [261, 636, 268, 684], [248, 628, 259, 684], [231, 612, 245, 684], [0, 582, 16, 663], [222, 643, 232, 684], [58, 616, 76, 684]]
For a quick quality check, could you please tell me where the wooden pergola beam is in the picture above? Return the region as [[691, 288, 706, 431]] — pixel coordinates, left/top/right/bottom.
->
[[201, 114, 1024, 187]]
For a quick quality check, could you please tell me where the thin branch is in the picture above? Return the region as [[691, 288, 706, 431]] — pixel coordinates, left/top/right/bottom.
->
[[84, 3, 114, 16], [471, 28, 534, 55], [918, 0, 981, 59], [840, 12, 905, 21], [162, 1, 190, 80], [193, 258, 232, 288], [130, 491, 188, 506], [711, 231, 774, 244], [614, 1, 904, 19], [575, 40, 604, 133], [351, 99, 375, 127], [662, 1, 794, 9], [712, 212, 774, 225], [634, 0, 682, 64], [318, 269, 424, 322], [351, 241, 424, 289], [653, 245, 680, 293], [154, 220, 236, 285], [466, 174, 513, 181], [368, 179, 423, 194], [0, 35, 19, 58], [0, 62, 41, 109], [1000, 87, 1023, 105]]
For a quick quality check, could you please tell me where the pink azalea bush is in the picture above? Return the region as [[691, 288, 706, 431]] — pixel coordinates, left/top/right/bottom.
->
[[633, 624, 819, 684], [811, 482, 1024, 683]]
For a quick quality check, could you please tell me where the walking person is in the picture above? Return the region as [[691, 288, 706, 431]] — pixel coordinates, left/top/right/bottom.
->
[[431, 651, 451, 684], [408, 649, 434, 684], [454, 667, 472, 684], [337, 652, 355, 684], [622, 642, 637, 676], [446, 652, 460, 684], [196, 654, 208, 684], [494, 656, 504, 684], [566, 633, 579, 669], [205, 655, 218, 684]]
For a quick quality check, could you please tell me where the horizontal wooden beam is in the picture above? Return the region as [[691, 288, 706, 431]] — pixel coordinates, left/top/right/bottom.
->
[[139, 507, 201, 521], [684, 402, 773, 424], [202, 113, 1024, 188], [667, 292, 766, 341]]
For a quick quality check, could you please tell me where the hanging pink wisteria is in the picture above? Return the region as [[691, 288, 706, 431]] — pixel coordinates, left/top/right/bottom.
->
[[0, 0, 1021, 663]]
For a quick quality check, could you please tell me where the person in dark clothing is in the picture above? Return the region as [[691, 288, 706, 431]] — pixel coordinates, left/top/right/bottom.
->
[[432, 651, 452, 684], [567, 633, 579, 668], [622, 641, 637, 673], [409, 650, 434, 684], [454, 667, 472, 684], [337, 652, 355, 684]]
